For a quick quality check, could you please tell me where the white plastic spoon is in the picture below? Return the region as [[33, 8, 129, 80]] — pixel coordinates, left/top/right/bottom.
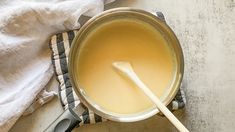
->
[[112, 61, 189, 132]]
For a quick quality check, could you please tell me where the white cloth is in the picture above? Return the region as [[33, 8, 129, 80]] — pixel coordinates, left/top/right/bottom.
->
[[0, 0, 113, 131], [22, 89, 57, 116]]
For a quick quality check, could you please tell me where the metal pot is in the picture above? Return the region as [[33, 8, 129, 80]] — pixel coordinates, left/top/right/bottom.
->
[[68, 7, 184, 122]]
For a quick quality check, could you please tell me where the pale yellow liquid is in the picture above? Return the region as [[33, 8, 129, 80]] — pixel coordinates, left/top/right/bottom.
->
[[76, 19, 175, 114]]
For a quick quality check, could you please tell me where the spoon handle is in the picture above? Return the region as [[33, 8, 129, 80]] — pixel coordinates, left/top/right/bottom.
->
[[127, 71, 189, 132]]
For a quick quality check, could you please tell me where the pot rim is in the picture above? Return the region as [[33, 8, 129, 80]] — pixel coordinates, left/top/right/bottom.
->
[[68, 7, 184, 122]]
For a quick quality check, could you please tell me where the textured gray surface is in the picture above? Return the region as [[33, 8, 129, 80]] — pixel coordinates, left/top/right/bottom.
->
[[10, 0, 235, 132]]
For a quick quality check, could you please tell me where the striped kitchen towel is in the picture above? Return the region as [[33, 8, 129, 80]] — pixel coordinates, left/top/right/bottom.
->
[[49, 12, 186, 127]]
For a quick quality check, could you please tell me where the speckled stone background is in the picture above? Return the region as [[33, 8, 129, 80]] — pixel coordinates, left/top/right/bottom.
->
[[10, 0, 235, 132]]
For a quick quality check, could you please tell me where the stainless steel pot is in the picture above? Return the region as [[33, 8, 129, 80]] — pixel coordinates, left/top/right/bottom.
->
[[69, 7, 184, 122]]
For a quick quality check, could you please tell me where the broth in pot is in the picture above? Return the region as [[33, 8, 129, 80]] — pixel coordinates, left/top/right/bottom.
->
[[76, 19, 176, 114]]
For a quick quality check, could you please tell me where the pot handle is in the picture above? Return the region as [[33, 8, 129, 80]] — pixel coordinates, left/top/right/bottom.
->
[[44, 108, 81, 132]]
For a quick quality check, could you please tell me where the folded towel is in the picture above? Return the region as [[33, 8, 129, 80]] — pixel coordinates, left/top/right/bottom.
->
[[0, 0, 114, 131], [49, 12, 187, 127]]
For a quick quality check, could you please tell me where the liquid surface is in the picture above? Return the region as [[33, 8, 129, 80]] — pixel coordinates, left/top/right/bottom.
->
[[76, 19, 175, 114]]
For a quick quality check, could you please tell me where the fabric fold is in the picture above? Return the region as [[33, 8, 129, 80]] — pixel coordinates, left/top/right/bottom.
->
[[0, 0, 111, 131]]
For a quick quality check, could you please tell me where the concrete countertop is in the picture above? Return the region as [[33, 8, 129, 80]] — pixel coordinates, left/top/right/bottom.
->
[[10, 0, 235, 132]]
